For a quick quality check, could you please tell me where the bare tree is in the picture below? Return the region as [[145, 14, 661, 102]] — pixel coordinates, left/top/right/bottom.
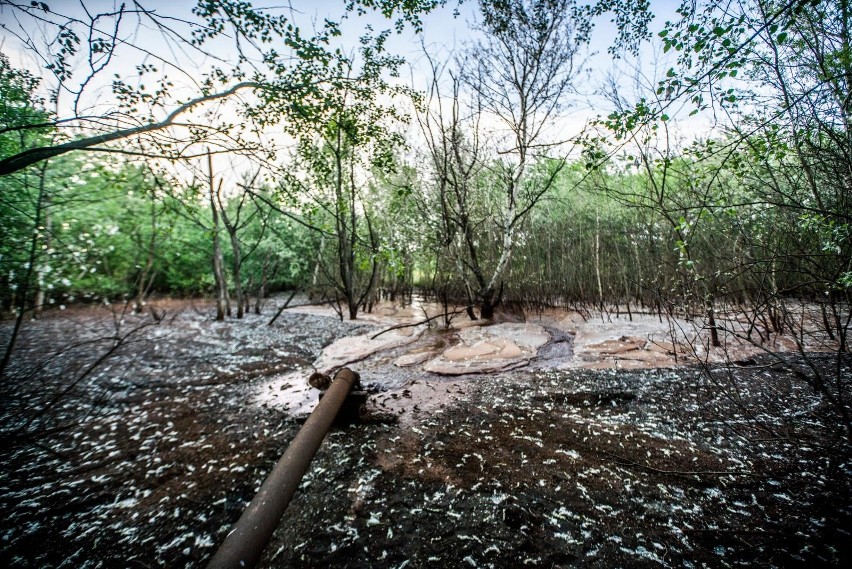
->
[[206, 152, 230, 321], [297, 110, 384, 321], [466, 0, 587, 317], [415, 0, 584, 318], [414, 54, 488, 319], [216, 170, 268, 319]]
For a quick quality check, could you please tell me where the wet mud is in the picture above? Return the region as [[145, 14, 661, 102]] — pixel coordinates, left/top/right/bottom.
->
[[0, 298, 849, 568]]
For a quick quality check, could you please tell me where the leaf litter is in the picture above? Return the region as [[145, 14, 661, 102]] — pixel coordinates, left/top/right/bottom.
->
[[0, 298, 849, 567]]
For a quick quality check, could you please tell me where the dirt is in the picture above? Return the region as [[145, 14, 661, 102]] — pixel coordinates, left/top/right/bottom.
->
[[422, 323, 551, 375], [0, 298, 850, 568]]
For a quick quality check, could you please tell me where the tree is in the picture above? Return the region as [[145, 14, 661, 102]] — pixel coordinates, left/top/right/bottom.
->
[[415, 0, 587, 318], [598, 0, 851, 442], [0, 0, 456, 176], [206, 152, 230, 321], [289, 65, 403, 319], [0, 54, 55, 375], [217, 170, 270, 318]]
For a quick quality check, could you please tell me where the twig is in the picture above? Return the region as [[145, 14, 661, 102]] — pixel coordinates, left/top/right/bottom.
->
[[370, 307, 468, 340], [267, 290, 298, 326], [596, 447, 759, 478], [683, 527, 804, 539]]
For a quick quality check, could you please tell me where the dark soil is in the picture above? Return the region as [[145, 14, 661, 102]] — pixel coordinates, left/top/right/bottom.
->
[[1, 300, 850, 568], [264, 364, 852, 568]]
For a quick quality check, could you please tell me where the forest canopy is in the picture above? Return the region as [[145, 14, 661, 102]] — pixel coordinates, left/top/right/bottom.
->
[[0, 0, 848, 329]]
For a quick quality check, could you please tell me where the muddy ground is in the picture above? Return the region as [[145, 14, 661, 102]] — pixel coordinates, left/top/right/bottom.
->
[[0, 298, 850, 568]]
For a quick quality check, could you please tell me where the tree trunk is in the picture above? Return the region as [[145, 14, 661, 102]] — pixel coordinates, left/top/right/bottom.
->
[[243, 276, 251, 315], [595, 212, 604, 309], [254, 258, 267, 315], [268, 289, 297, 326], [33, 199, 51, 318], [707, 298, 721, 348], [215, 177, 245, 319], [1, 159, 49, 376], [208, 152, 229, 321], [134, 196, 158, 314], [311, 235, 324, 292], [479, 286, 495, 320], [226, 227, 244, 319]]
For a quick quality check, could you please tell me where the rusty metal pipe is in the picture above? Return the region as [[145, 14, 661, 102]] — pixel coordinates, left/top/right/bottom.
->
[[206, 367, 360, 569]]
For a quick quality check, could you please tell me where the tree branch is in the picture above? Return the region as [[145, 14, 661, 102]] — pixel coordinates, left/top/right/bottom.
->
[[0, 81, 261, 176]]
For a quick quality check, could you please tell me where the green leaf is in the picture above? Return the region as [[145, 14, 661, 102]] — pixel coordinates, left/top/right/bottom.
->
[[777, 32, 787, 43]]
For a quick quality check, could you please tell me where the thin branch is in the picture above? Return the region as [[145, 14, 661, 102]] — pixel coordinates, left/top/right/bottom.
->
[[0, 81, 262, 176], [369, 306, 469, 339]]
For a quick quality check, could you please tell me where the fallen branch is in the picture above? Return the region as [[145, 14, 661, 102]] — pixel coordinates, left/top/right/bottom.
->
[[268, 290, 298, 326], [369, 307, 469, 340], [683, 527, 805, 539], [595, 447, 759, 478]]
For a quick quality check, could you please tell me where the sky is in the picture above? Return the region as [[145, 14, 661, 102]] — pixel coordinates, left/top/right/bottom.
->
[[1, 1, 688, 110]]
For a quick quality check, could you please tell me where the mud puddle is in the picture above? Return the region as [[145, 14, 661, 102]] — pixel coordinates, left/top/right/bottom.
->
[[253, 304, 695, 418]]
